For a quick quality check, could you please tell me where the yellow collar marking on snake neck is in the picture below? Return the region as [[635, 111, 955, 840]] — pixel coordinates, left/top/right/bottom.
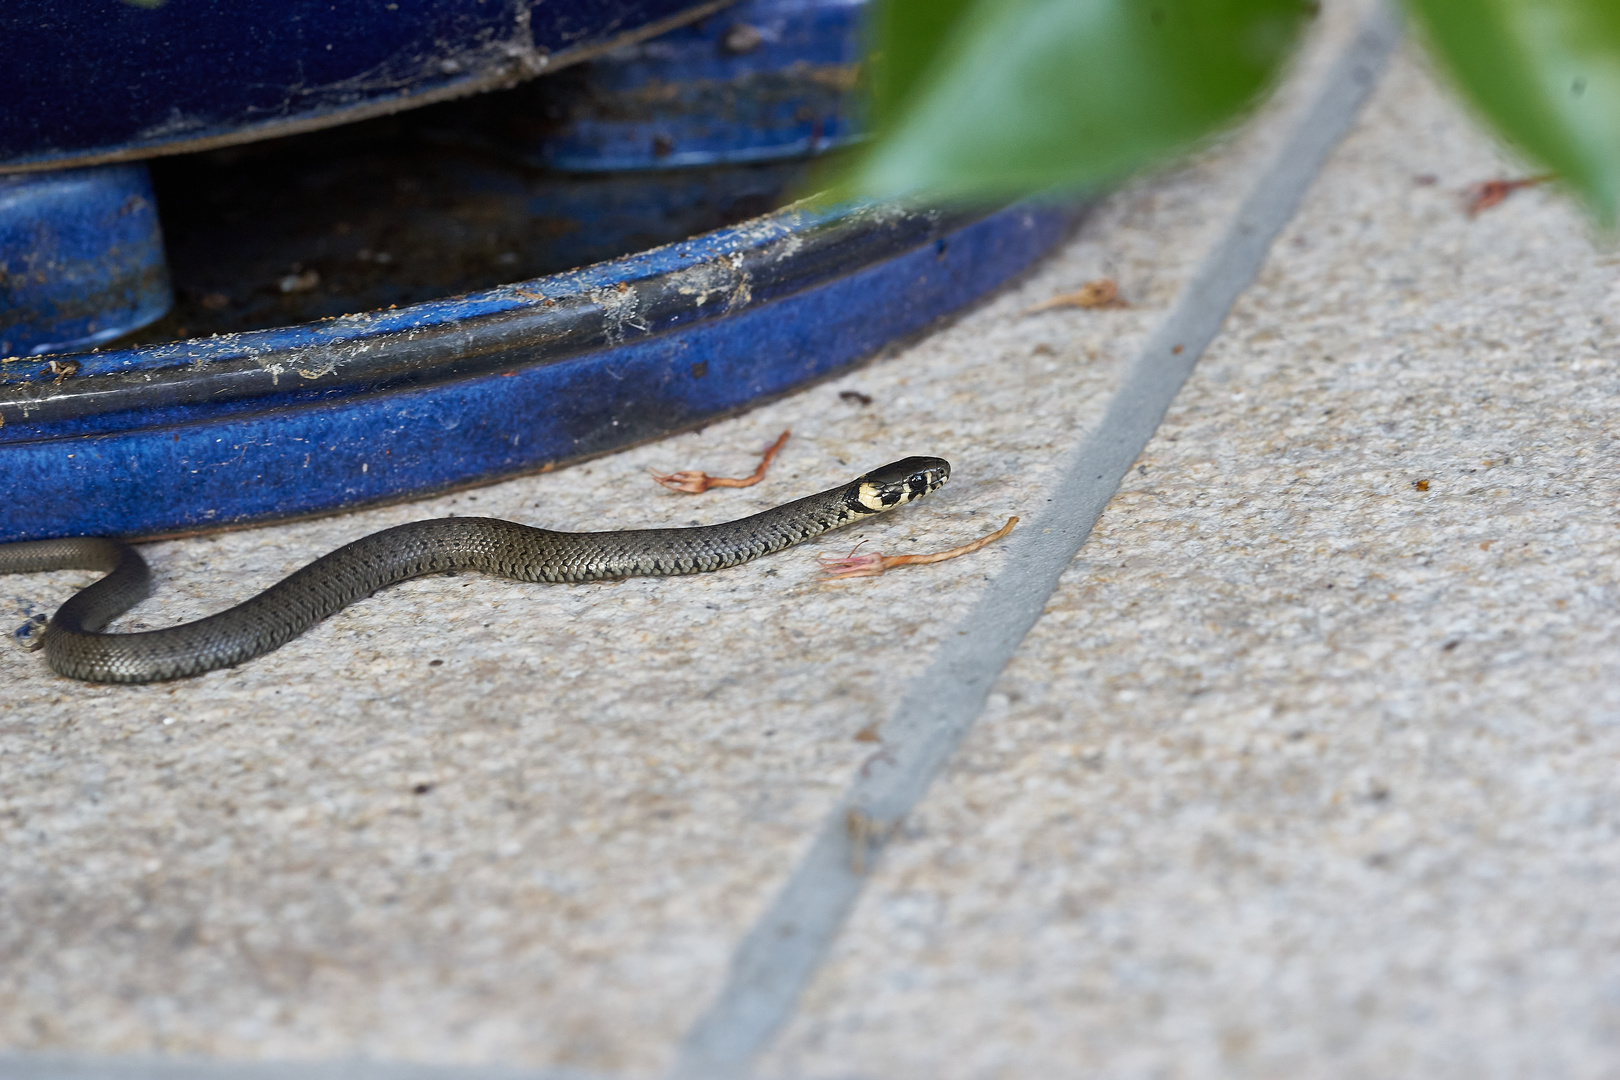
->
[[856, 483, 891, 511]]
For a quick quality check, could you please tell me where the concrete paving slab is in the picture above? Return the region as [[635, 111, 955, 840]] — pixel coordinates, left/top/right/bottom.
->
[[760, 25, 1620, 1080], [673, 6, 1396, 1073], [0, 94, 1161, 1078]]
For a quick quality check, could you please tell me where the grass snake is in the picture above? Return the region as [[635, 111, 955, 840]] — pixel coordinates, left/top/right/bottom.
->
[[3, 456, 949, 684]]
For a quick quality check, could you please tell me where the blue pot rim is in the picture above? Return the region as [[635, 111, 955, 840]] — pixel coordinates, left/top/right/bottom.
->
[[0, 196, 993, 441], [0, 198, 1079, 541]]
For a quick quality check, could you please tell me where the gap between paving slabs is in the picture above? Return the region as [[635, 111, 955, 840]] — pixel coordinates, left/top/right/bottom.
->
[[670, 6, 1402, 1078]]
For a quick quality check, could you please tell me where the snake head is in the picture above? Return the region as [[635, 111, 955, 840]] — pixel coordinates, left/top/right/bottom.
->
[[850, 456, 951, 513]]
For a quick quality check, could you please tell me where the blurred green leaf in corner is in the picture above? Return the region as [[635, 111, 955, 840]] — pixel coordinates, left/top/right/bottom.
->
[[845, 0, 1316, 204], [846, 0, 1620, 227], [1406, 0, 1620, 226]]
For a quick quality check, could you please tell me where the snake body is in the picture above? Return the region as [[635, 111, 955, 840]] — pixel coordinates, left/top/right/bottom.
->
[[2, 457, 949, 684]]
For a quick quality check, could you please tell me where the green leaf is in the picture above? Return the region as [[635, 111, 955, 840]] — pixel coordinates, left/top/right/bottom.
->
[[1404, 0, 1620, 225], [849, 0, 1313, 203], [869, 0, 979, 126]]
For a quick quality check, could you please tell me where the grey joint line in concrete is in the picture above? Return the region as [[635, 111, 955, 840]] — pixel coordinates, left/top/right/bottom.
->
[[669, 7, 1403, 1078]]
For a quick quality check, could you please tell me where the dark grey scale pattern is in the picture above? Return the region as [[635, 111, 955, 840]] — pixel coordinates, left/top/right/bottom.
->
[[0, 457, 950, 683]]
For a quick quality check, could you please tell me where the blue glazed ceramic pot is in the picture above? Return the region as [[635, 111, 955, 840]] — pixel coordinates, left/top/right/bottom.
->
[[0, 0, 725, 172], [0, 165, 174, 356]]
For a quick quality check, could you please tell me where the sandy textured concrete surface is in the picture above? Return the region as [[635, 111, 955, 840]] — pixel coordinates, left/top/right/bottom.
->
[[6, 3, 1618, 1077], [762, 29, 1620, 1080]]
